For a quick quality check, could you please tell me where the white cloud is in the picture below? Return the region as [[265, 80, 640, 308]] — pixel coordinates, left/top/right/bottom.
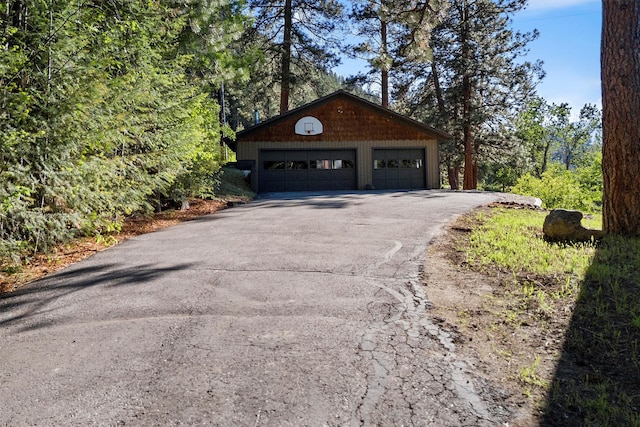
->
[[525, 0, 599, 12]]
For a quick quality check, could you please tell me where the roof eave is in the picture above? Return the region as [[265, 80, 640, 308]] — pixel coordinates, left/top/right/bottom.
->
[[233, 90, 452, 141]]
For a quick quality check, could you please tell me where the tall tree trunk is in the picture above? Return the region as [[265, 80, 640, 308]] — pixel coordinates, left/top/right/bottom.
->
[[540, 140, 550, 177], [279, 0, 292, 114], [10, 0, 26, 29], [219, 82, 228, 160], [431, 58, 459, 189], [381, 19, 389, 108], [431, 60, 446, 119], [460, 1, 477, 190], [601, 0, 640, 234], [447, 166, 460, 190], [462, 106, 477, 189]]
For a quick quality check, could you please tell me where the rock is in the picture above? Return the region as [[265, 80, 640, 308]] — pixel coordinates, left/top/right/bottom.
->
[[543, 209, 605, 242]]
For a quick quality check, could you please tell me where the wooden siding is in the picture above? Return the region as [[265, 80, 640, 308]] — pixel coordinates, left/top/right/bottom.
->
[[238, 139, 440, 190], [237, 96, 445, 142]]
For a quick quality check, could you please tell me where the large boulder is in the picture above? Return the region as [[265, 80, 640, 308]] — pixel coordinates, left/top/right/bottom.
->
[[543, 209, 605, 242]]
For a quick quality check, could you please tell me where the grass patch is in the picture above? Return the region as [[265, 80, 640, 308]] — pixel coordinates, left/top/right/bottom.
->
[[460, 206, 640, 425], [545, 234, 640, 426], [467, 208, 598, 278]]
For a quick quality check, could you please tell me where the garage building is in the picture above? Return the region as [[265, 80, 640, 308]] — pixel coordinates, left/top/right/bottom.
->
[[233, 90, 450, 193]]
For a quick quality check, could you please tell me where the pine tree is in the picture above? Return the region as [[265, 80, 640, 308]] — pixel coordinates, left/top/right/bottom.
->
[[395, 0, 542, 189], [601, 0, 640, 235], [347, 0, 443, 107], [0, 0, 246, 261], [246, 0, 344, 113]]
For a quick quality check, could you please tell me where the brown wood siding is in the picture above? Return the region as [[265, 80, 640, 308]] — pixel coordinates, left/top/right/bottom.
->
[[238, 139, 440, 190], [238, 97, 443, 142]]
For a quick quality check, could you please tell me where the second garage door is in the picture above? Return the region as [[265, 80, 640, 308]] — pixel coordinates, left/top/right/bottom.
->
[[260, 150, 357, 192], [372, 149, 426, 190]]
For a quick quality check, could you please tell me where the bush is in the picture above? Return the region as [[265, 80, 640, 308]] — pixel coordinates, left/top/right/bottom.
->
[[512, 161, 602, 213]]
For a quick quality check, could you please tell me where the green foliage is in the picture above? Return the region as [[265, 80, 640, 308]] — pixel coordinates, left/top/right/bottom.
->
[[515, 97, 602, 179], [514, 96, 553, 178], [467, 209, 597, 278], [551, 103, 601, 170], [479, 144, 531, 192], [0, 0, 247, 262], [512, 156, 603, 213], [240, 0, 344, 114], [347, 0, 444, 100], [226, 60, 348, 129], [391, 0, 543, 190], [214, 167, 256, 199]]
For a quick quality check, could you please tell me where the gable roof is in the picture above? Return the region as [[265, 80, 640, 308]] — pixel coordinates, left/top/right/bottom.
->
[[233, 90, 452, 143]]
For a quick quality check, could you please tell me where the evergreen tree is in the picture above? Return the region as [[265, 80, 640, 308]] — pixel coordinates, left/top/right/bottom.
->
[[347, 0, 443, 107], [225, 57, 347, 130], [177, 0, 251, 79], [395, 0, 542, 189], [0, 0, 246, 262], [246, 0, 344, 113]]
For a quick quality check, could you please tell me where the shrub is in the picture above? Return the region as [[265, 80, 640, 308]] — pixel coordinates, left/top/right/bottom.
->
[[512, 161, 602, 213]]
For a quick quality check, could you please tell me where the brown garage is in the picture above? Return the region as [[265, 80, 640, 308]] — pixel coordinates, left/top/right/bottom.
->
[[233, 90, 450, 193]]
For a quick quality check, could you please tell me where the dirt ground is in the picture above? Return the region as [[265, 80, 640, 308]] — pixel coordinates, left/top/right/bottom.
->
[[423, 205, 573, 426], [1, 199, 559, 424]]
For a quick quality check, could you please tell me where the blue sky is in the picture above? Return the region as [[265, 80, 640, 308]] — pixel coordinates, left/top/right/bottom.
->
[[334, 0, 602, 116], [514, 0, 601, 113]]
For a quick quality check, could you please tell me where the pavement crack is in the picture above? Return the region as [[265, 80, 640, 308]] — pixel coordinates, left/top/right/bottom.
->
[[356, 271, 501, 425]]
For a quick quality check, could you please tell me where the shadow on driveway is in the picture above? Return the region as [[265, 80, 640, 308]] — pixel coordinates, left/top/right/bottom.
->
[[254, 189, 452, 209], [0, 263, 193, 331]]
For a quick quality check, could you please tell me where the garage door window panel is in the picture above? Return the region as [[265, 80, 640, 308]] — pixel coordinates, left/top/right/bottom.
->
[[264, 160, 285, 170], [260, 149, 356, 192], [310, 160, 332, 170], [372, 149, 426, 190], [287, 160, 308, 170], [332, 159, 355, 169]]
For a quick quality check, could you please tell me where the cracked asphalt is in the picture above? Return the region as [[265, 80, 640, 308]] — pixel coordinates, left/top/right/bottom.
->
[[1, 190, 508, 426]]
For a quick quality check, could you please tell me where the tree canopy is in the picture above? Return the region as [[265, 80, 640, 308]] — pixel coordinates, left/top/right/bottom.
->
[[1, 0, 248, 262]]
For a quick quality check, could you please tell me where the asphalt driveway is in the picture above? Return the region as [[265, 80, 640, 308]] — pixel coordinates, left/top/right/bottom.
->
[[1, 190, 507, 426]]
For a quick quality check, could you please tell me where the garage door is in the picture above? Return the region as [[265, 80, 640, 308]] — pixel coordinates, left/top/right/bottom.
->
[[260, 150, 357, 192], [372, 149, 426, 190]]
